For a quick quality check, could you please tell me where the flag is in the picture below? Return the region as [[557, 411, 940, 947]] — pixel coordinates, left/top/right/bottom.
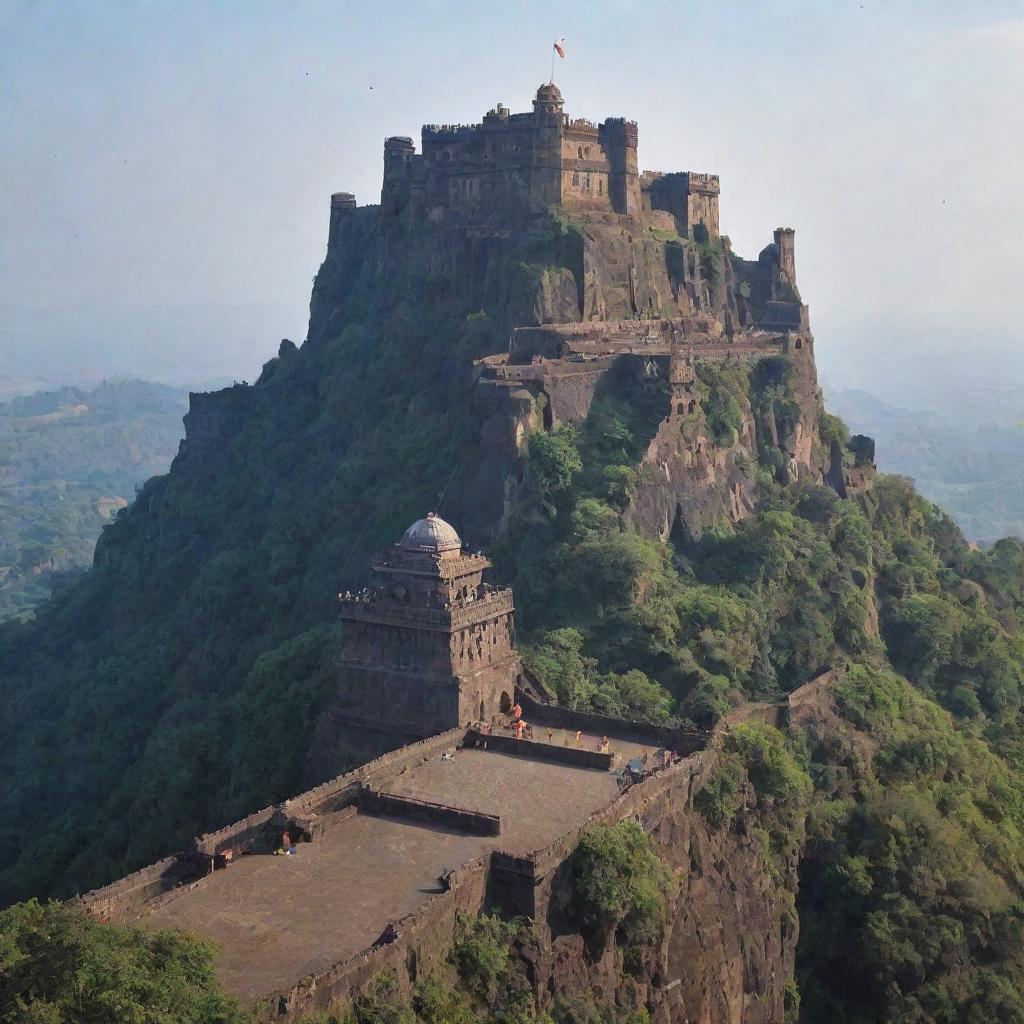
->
[[553, 38, 566, 58]]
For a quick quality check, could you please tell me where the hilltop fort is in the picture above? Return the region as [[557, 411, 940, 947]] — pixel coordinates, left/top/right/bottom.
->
[[367, 83, 719, 232], [67, 83, 881, 1023]]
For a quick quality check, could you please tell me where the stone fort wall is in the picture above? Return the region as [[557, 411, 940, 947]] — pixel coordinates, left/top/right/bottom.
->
[[254, 687, 809, 1021], [373, 87, 715, 235]]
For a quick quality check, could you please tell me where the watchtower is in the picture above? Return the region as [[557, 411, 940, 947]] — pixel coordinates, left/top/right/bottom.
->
[[382, 136, 415, 215], [531, 83, 565, 212], [333, 514, 519, 744], [328, 192, 356, 247], [599, 118, 640, 216], [774, 228, 796, 284]]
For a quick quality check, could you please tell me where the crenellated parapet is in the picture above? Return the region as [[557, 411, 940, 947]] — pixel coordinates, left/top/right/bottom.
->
[[363, 84, 713, 224]]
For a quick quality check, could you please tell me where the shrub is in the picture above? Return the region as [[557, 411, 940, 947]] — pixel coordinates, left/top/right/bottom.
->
[[528, 427, 582, 496], [729, 723, 811, 804], [573, 821, 673, 943], [448, 913, 521, 1001], [695, 751, 745, 828], [0, 899, 247, 1024]]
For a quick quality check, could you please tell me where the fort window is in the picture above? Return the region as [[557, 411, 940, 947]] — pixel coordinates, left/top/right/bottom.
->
[[577, 146, 583, 159], [572, 172, 580, 186]]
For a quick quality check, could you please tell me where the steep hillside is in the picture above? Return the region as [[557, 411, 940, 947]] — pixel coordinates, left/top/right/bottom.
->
[[0, 199, 793, 901], [2, 182, 1024, 1023], [0, 379, 189, 622]]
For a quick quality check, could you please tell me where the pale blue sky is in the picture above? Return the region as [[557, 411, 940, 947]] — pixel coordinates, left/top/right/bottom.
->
[[1, 1, 1022, 391]]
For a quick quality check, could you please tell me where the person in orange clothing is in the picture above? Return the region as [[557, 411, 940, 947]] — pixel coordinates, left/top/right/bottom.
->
[[574, 730, 582, 748], [511, 702, 523, 721], [513, 719, 527, 740]]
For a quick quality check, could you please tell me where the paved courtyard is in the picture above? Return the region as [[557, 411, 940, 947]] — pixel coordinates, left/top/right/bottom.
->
[[142, 748, 625, 1000]]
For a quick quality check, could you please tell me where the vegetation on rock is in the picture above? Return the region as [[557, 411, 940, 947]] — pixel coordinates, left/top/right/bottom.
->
[[573, 820, 674, 944]]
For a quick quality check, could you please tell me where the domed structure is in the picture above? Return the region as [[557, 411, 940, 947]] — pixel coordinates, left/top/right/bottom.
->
[[400, 512, 462, 553], [535, 82, 563, 104], [334, 512, 519, 748]]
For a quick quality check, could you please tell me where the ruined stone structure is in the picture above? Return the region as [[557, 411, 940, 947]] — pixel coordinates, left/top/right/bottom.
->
[[312, 514, 519, 767], [366, 83, 718, 235]]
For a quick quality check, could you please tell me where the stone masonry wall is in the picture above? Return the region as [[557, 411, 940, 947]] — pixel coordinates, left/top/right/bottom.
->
[[259, 684, 821, 1023]]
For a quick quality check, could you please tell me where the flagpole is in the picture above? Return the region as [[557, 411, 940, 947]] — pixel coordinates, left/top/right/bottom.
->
[[550, 45, 554, 84]]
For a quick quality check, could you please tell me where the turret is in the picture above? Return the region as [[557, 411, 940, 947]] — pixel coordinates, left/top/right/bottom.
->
[[774, 227, 796, 284], [531, 83, 565, 212], [599, 118, 640, 217], [328, 192, 356, 248], [382, 136, 415, 215]]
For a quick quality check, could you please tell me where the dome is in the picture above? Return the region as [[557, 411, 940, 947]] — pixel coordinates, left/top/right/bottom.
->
[[535, 83, 563, 103], [400, 513, 462, 553]]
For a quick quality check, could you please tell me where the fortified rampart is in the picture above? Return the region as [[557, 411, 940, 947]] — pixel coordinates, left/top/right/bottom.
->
[[365, 83, 718, 236], [252, 682, 818, 1021], [79, 594, 837, 1024], [475, 315, 810, 437]]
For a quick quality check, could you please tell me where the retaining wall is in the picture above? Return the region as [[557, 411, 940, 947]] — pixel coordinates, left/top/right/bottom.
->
[[464, 729, 614, 770], [516, 691, 707, 754], [261, 856, 491, 1020], [358, 788, 501, 836], [76, 855, 182, 922]]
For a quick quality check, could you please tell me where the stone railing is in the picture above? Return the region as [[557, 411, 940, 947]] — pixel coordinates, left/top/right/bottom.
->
[[515, 689, 708, 754], [338, 589, 513, 632], [359, 787, 501, 836], [464, 729, 614, 770]]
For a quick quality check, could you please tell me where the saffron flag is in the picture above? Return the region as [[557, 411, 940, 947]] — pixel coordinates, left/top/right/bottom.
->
[[553, 38, 566, 58]]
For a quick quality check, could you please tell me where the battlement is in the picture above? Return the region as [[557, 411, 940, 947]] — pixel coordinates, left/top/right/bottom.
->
[[688, 172, 720, 194], [422, 122, 486, 137], [566, 117, 600, 136], [601, 117, 639, 145], [367, 84, 707, 223], [330, 192, 356, 209]]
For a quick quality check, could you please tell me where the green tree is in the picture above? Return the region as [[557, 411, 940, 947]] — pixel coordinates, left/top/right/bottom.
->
[[0, 899, 247, 1024], [573, 821, 673, 943]]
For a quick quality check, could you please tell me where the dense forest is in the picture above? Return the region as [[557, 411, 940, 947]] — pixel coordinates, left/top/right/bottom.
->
[[1, 207, 1023, 1023], [0, 379, 188, 622]]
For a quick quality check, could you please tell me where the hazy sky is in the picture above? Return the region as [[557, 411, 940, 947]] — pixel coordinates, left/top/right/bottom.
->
[[1, 0, 1022, 392]]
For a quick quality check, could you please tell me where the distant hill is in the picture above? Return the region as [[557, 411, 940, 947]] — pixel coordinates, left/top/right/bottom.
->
[[0, 379, 189, 621], [826, 385, 1024, 544]]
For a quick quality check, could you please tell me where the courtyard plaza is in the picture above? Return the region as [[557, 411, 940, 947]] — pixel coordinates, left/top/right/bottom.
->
[[141, 733, 658, 1001]]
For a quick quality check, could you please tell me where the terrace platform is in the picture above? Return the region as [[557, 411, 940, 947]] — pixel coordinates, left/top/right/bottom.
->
[[141, 743, 646, 1000]]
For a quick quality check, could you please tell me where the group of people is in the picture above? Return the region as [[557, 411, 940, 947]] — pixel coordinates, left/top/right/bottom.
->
[[481, 704, 614, 753]]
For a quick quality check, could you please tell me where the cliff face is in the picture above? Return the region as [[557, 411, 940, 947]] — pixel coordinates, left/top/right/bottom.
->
[[535, 791, 799, 1024]]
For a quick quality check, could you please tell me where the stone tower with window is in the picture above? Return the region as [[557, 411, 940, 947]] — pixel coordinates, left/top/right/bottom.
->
[[313, 514, 519, 770]]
